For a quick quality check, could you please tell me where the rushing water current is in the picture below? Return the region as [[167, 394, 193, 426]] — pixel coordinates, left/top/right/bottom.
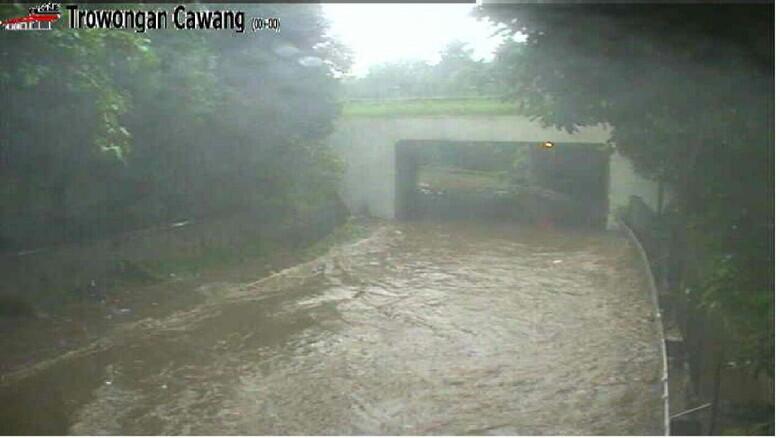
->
[[0, 222, 664, 435]]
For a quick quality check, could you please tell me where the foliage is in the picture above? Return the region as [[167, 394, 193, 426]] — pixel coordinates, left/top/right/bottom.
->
[[342, 97, 518, 118], [342, 41, 499, 99], [0, 4, 349, 249], [477, 4, 773, 373]]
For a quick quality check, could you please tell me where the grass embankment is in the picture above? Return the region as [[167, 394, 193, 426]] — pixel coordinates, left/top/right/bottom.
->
[[341, 97, 520, 118], [0, 217, 377, 377], [0, 217, 375, 321], [135, 217, 375, 282]]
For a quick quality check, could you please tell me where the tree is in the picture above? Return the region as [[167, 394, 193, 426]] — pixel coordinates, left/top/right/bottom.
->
[[342, 40, 498, 99], [478, 4, 773, 375], [0, 4, 350, 247]]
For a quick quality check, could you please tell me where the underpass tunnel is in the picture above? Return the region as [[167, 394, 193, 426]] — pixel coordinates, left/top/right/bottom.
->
[[395, 140, 611, 228]]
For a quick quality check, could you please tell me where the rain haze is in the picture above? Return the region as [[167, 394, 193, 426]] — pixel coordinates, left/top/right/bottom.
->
[[0, 1, 773, 436], [323, 4, 506, 76]]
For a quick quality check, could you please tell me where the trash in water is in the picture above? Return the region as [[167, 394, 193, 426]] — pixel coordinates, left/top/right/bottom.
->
[[553, 260, 563, 264]]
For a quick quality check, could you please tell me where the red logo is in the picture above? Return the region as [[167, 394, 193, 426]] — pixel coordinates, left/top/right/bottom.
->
[[1, 3, 61, 31]]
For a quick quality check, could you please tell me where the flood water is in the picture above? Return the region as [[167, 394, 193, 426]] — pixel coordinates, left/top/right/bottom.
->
[[0, 222, 664, 435]]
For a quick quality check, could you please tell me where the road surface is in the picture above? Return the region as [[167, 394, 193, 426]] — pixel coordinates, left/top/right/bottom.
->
[[0, 222, 664, 434]]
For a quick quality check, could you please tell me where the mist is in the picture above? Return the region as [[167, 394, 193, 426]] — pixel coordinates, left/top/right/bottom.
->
[[0, 2, 773, 435]]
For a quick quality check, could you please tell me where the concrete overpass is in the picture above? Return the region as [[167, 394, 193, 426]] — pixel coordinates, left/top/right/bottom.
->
[[327, 114, 663, 228]]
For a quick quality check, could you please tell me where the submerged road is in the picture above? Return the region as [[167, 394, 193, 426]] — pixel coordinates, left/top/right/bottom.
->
[[0, 222, 664, 435]]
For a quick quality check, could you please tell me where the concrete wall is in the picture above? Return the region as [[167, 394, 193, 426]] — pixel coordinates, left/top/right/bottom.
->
[[328, 115, 661, 226], [609, 153, 664, 217], [0, 202, 348, 302]]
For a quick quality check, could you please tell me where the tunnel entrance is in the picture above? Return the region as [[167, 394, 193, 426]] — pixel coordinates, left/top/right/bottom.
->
[[395, 140, 611, 228]]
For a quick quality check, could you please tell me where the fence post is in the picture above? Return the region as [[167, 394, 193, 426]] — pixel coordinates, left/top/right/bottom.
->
[[657, 179, 665, 216], [708, 343, 724, 435]]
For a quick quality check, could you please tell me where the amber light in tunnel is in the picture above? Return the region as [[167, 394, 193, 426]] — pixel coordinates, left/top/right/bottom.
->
[[541, 141, 555, 149]]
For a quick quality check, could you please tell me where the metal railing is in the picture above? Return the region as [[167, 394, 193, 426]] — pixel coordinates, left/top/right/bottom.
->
[[618, 215, 671, 435]]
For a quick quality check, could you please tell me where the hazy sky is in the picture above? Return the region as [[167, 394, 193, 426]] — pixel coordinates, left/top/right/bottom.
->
[[322, 4, 506, 77]]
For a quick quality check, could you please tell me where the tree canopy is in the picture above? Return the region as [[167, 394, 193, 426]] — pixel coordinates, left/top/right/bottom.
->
[[478, 4, 773, 373], [342, 41, 498, 99], [0, 4, 349, 248]]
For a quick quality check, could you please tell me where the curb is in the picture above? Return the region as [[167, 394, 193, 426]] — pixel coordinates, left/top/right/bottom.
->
[[618, 218, 671, 436]]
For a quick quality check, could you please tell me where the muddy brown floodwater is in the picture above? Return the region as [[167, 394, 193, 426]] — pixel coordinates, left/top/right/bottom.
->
[[0, 222, 664, 435]]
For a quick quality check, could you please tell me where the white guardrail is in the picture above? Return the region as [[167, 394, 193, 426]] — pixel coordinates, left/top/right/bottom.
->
[[618, 218, 671, 436]]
